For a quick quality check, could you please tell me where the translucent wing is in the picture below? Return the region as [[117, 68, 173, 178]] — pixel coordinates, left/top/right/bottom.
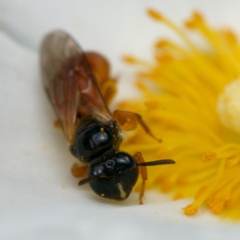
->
[[40, 30, 112, 144]]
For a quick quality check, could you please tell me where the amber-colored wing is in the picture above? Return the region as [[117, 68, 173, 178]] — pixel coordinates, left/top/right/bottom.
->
[[40, 30, 112, 144]]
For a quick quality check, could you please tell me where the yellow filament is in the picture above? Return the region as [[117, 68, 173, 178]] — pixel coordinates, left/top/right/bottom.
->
[[119, 9, 240, 220]]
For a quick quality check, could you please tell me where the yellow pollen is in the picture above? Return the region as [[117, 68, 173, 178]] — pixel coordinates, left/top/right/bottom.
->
[[147, 9, 164, 21], [202, 152, 217, 162]]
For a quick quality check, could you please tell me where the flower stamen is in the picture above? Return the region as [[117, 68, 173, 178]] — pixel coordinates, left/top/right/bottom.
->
[[119, 9, 240, 220]]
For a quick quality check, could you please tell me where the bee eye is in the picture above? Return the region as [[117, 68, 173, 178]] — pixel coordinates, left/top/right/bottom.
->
[[105, 159, 115, 169]]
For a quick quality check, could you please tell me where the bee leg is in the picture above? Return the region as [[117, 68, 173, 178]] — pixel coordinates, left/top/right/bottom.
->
[[113, 110, 161, 142], [133, 152, 148, 205], [71, 163, 89, 178]]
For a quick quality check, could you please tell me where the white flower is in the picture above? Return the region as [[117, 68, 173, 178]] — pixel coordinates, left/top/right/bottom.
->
[[1, 1, 240, 239]]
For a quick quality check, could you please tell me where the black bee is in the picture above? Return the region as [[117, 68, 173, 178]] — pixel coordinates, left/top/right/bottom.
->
[[40, 30, 175, 204]]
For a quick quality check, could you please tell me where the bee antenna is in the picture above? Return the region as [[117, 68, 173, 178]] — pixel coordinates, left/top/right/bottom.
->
[[135, 159, 175, 167], [78, 174, 109, 185]]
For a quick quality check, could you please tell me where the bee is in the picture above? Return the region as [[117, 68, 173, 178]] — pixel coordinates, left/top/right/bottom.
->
[[40, 30, 175, 204]]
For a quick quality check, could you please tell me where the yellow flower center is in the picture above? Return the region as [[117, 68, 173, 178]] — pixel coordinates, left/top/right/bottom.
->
[[218, 79, 240, 133], [118, 9, 240, 220]]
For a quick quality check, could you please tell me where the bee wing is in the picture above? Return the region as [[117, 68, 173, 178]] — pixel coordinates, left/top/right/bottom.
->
[[41, 30, 112, 144]]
